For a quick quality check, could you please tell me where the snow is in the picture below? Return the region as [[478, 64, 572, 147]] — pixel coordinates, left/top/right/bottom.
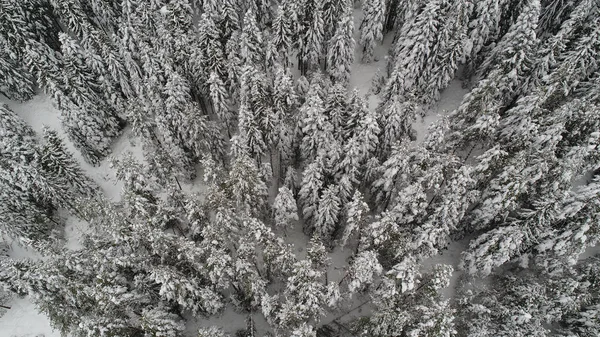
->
[[0, 296, 60, 337], [184, 307, 270, 336], [0, 93, 144, 202], [421, 239, 470, 300], [0, 236, 43, 261]]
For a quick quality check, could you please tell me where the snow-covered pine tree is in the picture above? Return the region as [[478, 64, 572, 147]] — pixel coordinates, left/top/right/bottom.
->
[[231, 225, 268, 311], [477, 0, 541, 81], [447, 0, 541, 151], [314, 184, 341, 242], [0, 53, 35, 102], [277, 259, 328, 330], [357, 264, 455, 336], [324, 83, 350, 139], [341, 190, 370, 250], [192, 12, 225, 88], [0, 0, 61, 77], [465, 0, 512, 72], [297, 0, 325, 75], [25, 39, 121, 165], [208, 70, 233, 133], [456, 256, 600, 337], [226, 152, 269, 218], [377, 96, 417, 157], [273, 186, 299, 231], [0, 104, 36, 142], [40, 127, 97, 200], [529, 0, 599, 90], [326, 4, 355, 83], [383, 0, 458, 104], [360, 0, 385, 63], [323, 0, 347, 44], [271, 4, 294, 67], [352, 98, 381, 162], [272, 64, 298, 167], [238, 102, 268, 165], [347, 250, 383, 294], [240, 8, 264, 67], [300, 81, 335, 161], [298, 160, 325, 230]]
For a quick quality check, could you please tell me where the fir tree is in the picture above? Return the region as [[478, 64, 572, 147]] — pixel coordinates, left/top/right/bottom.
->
[[314, 184, 341, 242], [271, 4, 294, 67], [278, 259, 328, 329], [240, 8, 264, 66], [40, 127, 97, 200], [300, 83, 335, 160], [326, 6, 355, 83], [298, 0, 325, 74], [359, 0, 385, 63], [0, 53, 35, 101], [273, 186, 299, 231], [298, 160, 325, 229], [341, 191, 370, 250], [347, 250, 383, 294]]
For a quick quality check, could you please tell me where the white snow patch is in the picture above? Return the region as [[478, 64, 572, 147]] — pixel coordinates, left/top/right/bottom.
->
[[184, 307, 270, 336], [64, 216, 89, 251], [0, 93, 143, 202], [420, 239, 470, 300], [0, 297, 60, 337]]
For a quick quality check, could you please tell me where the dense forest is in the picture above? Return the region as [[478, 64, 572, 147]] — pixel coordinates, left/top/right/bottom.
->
[[0, 0, 599, 336]]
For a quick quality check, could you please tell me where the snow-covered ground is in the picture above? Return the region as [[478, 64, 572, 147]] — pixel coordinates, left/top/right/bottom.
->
[[0, 297, 61, 337]]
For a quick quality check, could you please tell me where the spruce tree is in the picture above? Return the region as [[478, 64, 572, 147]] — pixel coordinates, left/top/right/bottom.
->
[[298, 0, 325, 74], [326, 5, 355, 83], [0, 53, 35, 102], [273, 186, 299, 231], [314, 184, 341, 242], [360, 0, 385, 63], [40, 127, 97, 200], [240, 8, 264, 67]]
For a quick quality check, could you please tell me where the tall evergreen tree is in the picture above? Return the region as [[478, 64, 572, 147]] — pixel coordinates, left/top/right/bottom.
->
[[360, 0, 385, 63], [326, 6, 355, 83]]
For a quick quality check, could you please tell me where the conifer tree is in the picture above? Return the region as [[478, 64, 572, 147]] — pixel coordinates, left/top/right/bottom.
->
[[360, 0, 385, 63], [40, 127, 97, 200], [298, 0, 325, 74], [326, 6, 355, 83], [273, 186, 299, 231], [347, 250, 383, 294], [314, 184, 341, 242], [447, 0, 541, 151], [25, 39, 121, 165], [278, 259, 328, 329], [226, 153, 269, 217], [0, 53, 35, 101], [208, 71, 233, 132], [299, 160, 325, 229], [300, 83, 335, 160], [323, 0, 347, 43], [271, 5, 294, 67], [341, 191, 370, 249], [357, 265, 455, 336], [240, 8, 264, 67]]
